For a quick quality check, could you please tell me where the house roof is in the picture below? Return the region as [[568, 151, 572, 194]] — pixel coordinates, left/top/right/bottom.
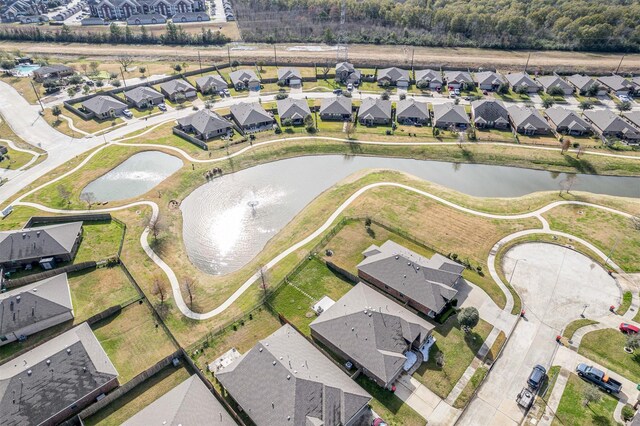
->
[[160, 79, 196, 95], [396, 99, 429, 120], [357, 240, 464, 313], [123, 86, 163, 104], [216, 324, 371, 426], [277, 98, 311, 120], [230, 102, 273, 127], [358, 98, 392, 121], [122, 375, 237, 425], [33, 64, 73, 77], [0, 273, 73, 337], [319, 96, 352, 115], [624, 111, 640, 128], [433, 103, 470, 125], [566, 74, 598, 92], [471, 99, 509, 124], [597, 75, 637, 92], [507, 105, 551, 131], [0, 323, 118, 426], [229, 69, 259, 86], [277, 67, 302, 81], [444, 71, 473, 84], [310, 282, 433, 386], [536, 75, 573, 92], [505, 72, 539, 89], [0, 221, 82, 264], [545, 107, 590, 132], [195, 75, 228, 92], [377, 67, 409, 83], [81, 95, 127, 115], [178, 109, 231, 135], [335, 62, 355, 74], [473, 71, 505, 86], [585, 109, 640, 135], [415, 69, 442, 84]]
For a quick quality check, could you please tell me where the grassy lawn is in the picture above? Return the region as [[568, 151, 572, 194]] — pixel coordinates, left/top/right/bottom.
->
[[75, 220, 125, 262], [578, 328, 640, 384], [268, 257, 354, 335], [485, 330, 506, 363], [453, 366, 488, 409], [93, 302, 177, 383], [617, 291, 633, 315], [518, 134, 561, 146], [0, 74, 41, 104], [563, 319, 599, 340], [552, 373, 621, 426], [413, 317, 493, 398], [0, 142, 36, 170], [44, 108, 124, 136], [475, 128, 515, 143], [355, 375, 426, 426], [83, 365, 192, 426]]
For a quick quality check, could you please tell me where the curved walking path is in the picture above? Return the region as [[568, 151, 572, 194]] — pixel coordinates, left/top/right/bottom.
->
[[0, 138, 41, 172]]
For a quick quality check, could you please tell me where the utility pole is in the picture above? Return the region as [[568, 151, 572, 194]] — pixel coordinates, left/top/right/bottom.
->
[[615, 55, 625, 74], [227, 45, 231, 67], [30, 80, 44, 113], [119, 66, 127, 88], [198, 51, 202, 73], [273, 44, 277, 67], [523, 53, 531, 73], [410, 48, 415, 71]]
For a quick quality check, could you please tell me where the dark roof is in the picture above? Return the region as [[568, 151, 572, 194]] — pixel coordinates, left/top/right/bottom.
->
[[507, 105, 551, 131], [277, 98, 311, 120], [81, 95, 127, 115], [178, 109, 232, 135], [196, 75, 228, 92], [597, 75, 638, 92], [230, 102, 273, 127], [545, 107, 590, 132], [473, 71, 505, 86], [444, 71, 473, 84], [319, 96, 352, 115], [123, 86, 163, 104], [310, 283, 433, 386], [433, 103, 469, 125], [415, 69, 442, 84], [277, 67, 302, 81], [358, 98, 392, 120], [0, 323, 118, 426], [566, 74, 598, 92], [0, 222, 82, 264], [229, 69, 259, 86], [396, 99, 429, 120], [536, 75, 573, 92], [216, 324, 371, 426], [377, 67, 409, 83], [585, 109, 640, 135], [160, 79, 196, 95], [471, 99, 509, 125], [624, 111, 640, 128], [33, 64, 74, 77], [505, 72, 539, 89]]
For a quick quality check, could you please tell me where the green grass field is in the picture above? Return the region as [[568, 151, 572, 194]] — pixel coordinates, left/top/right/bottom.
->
[[579, 328, 640, 384], [552, 373, 620, 426]]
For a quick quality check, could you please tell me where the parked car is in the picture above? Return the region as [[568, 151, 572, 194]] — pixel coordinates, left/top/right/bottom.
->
[[620, 323, 639, 334], [482, 90, 488, 95], [333, 88, 343, 95], [122, 109, 133, 118], [527, 365, 546, 389], [347, 83, 354, 91], [576, 363, 622, 394], [158, 103, 167, 112], [454, 89, 460, 95]]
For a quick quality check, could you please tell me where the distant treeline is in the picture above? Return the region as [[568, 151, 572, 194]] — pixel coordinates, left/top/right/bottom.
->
[[234, 0, 640, 52], [0, 22, 230, 46]]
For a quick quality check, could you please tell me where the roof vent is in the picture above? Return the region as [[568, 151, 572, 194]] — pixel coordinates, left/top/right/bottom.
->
[[279, 356, 283, 360], [67, 348, 71, 354], [16, 296, 21, 302], [259, 347, 263, 352], [27, 370, 32, 376], [83, 367, 87, 373], [395, 255, 399, 260], [272, 361, 276, 366], [417, 266, 420, 270], [294, 370, 297, 374], [287, 375, 291, 380], [407, 262, 411, 266], [46, 359, 51, 366], [22, 233, 26, 238], [36, 231, 40, 236], [364, 310, 368, 314], [288, 416, 291, 421], [351, 327, 354, 331]]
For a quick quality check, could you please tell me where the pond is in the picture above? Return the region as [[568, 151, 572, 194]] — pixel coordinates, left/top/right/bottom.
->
[[181, 155, 640, 276], [81, 151, 183, 202]]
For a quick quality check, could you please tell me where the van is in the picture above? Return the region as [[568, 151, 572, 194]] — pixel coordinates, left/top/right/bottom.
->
[[527, 365, 546, 389]]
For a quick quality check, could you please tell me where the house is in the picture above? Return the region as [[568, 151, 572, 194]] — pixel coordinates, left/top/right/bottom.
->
[[377, 67, 410, 88], [544, 107, 591, 136], [0, 323, 118, 426], [32, 64, 75, 82], [505, 72, 540, 93], [216, 324, 372, 426], [310, 282, 434, 389], [230, 102, 274, 132], [122, 375, 237, 425], [319, 96, 352, 121], [81, 95, 128, 120], [507, 105, 551, 135], [584, 109, 640, 143], [177, 109, 232, 140], [1, 0, 48, 22], [172, 11, 209, 22], [0, 273, 73, 346], [357, 240, 465, 317], [125, 13, 166, 24], [277, 98, 311, 125], [443, 71, 474, 90], [471, 99, 509, 129], [432, 103, 470, 129], [537, 75, 574, 95], [160, 79, 197, 102], [335, 62, 361, 85], [87, 0, 205, 20], [0, 221, 83, 269], [195, 74, 229, 94], [597, 75, 638, 96], [123, 86, 164, 109], [358, 98, 392, 126], [474, 71, 506, 91], [415, 69, 443, 90], [229, 69, 260, 91], [624, 111, 640, 129], [277, 67, 302, 87], [566, 74, 607, 96], [396, 99, 429, 125]]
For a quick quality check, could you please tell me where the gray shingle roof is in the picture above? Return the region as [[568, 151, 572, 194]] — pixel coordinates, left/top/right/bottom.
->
[[545, 107, 590, 132], [624, 111, 640, 128], [0, 222, 82, 264], [536, 75, 573, 92], [178, 109, 232, 135], [196, 75, 228, 92], [358, 98, 391, 121], [585, 109, 640, 135], [0, 323, 118, 426], [433, 103, 470, 125], [444, 71, 473, 84], [357, 241, 464, 313], [507, 105, 551, 131], [319, 96, 352, 115], [160, 79, 196, 96], [396, 99, 429, 120], [229, 69, 259, 86], [310, 282, 433, 386], [81, 95, 127, 115], [277, 98, 311, 120], [335, 62, 355, 74], [566, 74, 598, 92], [377, 67, 409, 83], [230, 102, 273, 127], [415, 69, 442, 84], [471, 99, 509, 125], [597, 75, 638, 92], [505, 72, 539, 89], [123, 375, 237, 425], [278, 67, 302, 81], [216, 324, 371, 426], [33, 64, 74, 77], [123, 86, 163, 104], [473, 71, 505, 87]]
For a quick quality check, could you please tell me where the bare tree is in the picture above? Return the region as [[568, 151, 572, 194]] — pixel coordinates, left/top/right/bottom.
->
[[80, 63, 88, 76], [80, 191, 96, 209], [152, 277, 167, 305], [148, 215, 163, 242], [631, 215, 640, 231], [117, 55, 134, 72], [561, 138, 571, 154], [89, 61, 100, 75], [57, 185, 71, 206], [344, 121, 355, 139], [321, 64, 330, 80], [182, 278, 196, 309]]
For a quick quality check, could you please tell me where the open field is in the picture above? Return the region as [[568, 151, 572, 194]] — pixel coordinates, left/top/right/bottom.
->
[[578, 328, 640, 384], [552, 373, 620, 426]]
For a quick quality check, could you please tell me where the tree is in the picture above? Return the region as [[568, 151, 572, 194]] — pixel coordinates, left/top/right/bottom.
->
[[80, 63, 88, 76], [231, 60, 239, 69], [582, 384, 601, 407], [547, 86, 565, 97], [515, 84, 529, 95], [435, 351, 445, 368], [148, 215, 163, 242], [381, 90, 390, 100], [497, 83, 509, 94], [321, 64, 330, 80], [152, 277, 167, 305], [561, 138, 571, 154], [586, 83, 600, 98], [345, 121, 355, 139], [626, 334, 640, 351], [542, 98, 555, 108], [89, 61, 100, 75], [617, 101, 632, 113], [117, 55, 133, 71], [579, 100, 593, 111], [631, 215, 640, 231], [399, 93, 407, 100], [257, 60, 265, 72], [457, 307, 479, 333], [80, 191, 96, 209], [173, 63, 182, 72], [139, 66, 146, 77], [559, 174, 577, 195], [57, 185, 71, 206], [52, 105, 62, 120], [182, 278, 196, 309]]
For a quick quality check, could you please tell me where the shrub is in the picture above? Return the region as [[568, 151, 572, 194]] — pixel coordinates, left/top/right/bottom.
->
[[622, 405, 635, 422]]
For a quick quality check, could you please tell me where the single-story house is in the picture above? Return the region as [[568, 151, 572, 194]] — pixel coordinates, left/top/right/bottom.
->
[[230, 102, 274, 132], [0, 323, 118, 426], [319, 96, 352, 121], [537, 75, 574, 95], [443, 70, 474, 90], [470, 99, 510, 129], [0, 273, 73, 346], [624, 111, 640, 130], [216, 324, 372, 426], [505, 72, 541, 93], [160, 79, 197, 102], [32, 64, 75, 82], [123, 86, 164, 109], [474, 71, 506, 91], [0, 221, 83, 269], [507, 105, 552, 135], [432, 103, 470, 129], [396, 99, 429, 125], [122, 375, 237, 425], [172, 12, 210, 22], [358, 98, 392, 126], [177, 109, 233, 140], [276, 98, 311, 125], [584, 109, 640, 143], [277, 67, 302, 87], [335, 61, 361, 85], [566, 74, 607, 96], [229, 69, 260, 91], [310, 282, 434, 389], [415, 69, 443, 90], [597, 75, 638, 97], [81, 95, 127, 119], [377, 67, 410, 88], [357, 240, 465, 317], [195, 74, 228, 94], [544, 107, 591, 136]]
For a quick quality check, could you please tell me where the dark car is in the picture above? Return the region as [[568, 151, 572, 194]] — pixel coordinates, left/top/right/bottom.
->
[[527, 365, 546, 389]]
